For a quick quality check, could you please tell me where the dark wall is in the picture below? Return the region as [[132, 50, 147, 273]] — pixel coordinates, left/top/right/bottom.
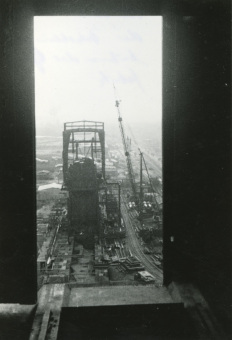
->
[[0, 0, 162, 304], [163, 1, 231, 331], [0, 1, 37, 303], [0, 0, 230, 332]]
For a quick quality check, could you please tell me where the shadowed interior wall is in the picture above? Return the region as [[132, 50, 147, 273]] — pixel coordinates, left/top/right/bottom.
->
[[0, 1, 37, 303], [163, 2, 231, 330], [0, 1, 230, 333]]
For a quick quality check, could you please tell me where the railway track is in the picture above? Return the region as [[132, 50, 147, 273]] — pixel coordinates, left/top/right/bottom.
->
[[121, 198, 163, 284]]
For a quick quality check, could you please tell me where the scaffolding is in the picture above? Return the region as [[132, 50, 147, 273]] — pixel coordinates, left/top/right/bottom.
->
[[63, 121, 105, 186]]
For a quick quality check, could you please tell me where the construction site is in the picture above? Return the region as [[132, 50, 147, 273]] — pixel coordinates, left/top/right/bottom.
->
[[36, 105, 163, 290], [0, 2, 230, 339], [32, 102, 229, 340]]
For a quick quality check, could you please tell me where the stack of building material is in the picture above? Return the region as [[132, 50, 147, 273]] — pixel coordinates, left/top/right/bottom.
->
[[121, 256, 145, 273]]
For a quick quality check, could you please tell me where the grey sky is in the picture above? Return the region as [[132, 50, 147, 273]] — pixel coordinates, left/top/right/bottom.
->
[[34, 16, 162, 131]]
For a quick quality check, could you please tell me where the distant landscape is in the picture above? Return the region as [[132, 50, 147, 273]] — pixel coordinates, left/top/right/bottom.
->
[[36, 120, 162, 158]]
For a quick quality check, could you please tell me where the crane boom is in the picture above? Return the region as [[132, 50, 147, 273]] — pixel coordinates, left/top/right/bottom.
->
[[115, 99, 138, 204]]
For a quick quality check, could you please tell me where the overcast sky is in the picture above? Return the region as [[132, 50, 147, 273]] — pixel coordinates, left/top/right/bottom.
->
[[34, 16, 162, 132]]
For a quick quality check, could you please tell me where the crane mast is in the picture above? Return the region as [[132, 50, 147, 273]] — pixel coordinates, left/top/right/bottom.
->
[[115, 100, 138, 205]]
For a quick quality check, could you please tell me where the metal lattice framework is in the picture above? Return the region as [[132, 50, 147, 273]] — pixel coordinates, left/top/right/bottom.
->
[[63, 120, 105, 186], [115, 100, 138, 205]]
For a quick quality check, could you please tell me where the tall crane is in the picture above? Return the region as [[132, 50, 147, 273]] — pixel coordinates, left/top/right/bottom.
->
[[114, 97, 138, 205]]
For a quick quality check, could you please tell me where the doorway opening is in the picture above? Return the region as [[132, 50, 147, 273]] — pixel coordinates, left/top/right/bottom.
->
[[34, 16, 163, 298]]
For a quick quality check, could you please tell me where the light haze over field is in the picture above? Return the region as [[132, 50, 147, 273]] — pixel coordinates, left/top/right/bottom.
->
[[34, 16, 162, 135]]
